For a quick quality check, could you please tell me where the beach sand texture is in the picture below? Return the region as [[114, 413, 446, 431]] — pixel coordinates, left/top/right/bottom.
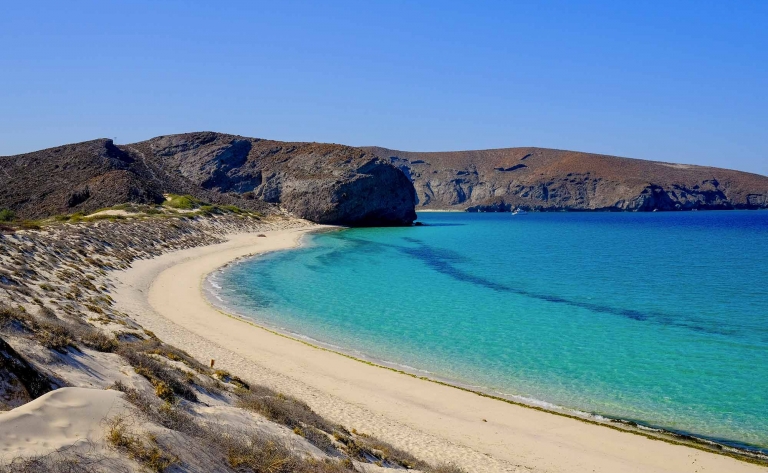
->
[[111, 227, 766, 473]]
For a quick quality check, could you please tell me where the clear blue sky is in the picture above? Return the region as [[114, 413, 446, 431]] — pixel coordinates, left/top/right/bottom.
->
[[1, 1, 766, 175]]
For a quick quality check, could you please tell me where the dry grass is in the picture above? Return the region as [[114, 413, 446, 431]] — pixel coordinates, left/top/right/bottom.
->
[[215, 429, 356, 473], [109, 381, 202, 436], [106, 416, 178, 472], [237, 387, 337, 434], [234, 383, 468, 471], [80, 331, 118, 353], [116, 348, 197, 403], [0, 442, 125, 473], [0, 303, 118, 354], [109, 382, 354, 473]]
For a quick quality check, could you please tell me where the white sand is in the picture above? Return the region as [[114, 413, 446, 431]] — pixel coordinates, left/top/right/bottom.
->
[[112, 227, 766, 473], [0, 387, 128, 458]]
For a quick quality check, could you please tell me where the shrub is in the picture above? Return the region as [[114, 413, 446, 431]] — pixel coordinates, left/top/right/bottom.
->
[[117, 347, 198, 402], [237, 388, 336, 434], [219, 204, 244, 214], [0, 209, 14, 222], [0, 304, 34, 328], [34, 320, 76, 351], [197, 205, 219, 216], [19, 220, 41, 230], [80, 330, 118, 352], [106, 416, 178, 472], [0, 443, 110, 473], [163, 194, 201, 210]]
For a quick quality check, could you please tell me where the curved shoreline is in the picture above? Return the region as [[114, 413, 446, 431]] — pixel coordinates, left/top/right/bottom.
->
[[112, 226, 768, 473], [202, 232, 768, 461], [202, 233, 768, 457]]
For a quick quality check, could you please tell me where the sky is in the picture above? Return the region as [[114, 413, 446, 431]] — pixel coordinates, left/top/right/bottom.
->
[[1, 1, 766, 175]]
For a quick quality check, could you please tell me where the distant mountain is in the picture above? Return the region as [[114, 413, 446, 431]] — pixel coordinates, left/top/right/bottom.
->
[[3, 134, 766, 226], [364, 146, 768, 212], [0, 132, 417, 226]]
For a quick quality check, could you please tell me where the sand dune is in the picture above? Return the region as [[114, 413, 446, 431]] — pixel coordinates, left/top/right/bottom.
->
[[0, 387, 128, 459]]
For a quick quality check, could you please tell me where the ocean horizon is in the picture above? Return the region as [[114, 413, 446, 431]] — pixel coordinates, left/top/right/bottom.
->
[[206, 211, 768, 453]]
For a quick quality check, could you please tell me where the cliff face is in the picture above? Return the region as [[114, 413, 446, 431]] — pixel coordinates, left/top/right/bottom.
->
[[4, 134, 765, 221], [364, 147, 768, 211], [0, 133, 417, 226]]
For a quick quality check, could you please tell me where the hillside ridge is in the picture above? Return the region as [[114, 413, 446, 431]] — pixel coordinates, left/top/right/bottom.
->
[[2, 133, 766, 221], [363, 146, 768, 211], [0, 132, 417, 226]]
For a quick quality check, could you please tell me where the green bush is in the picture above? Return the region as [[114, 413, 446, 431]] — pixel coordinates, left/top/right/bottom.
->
[[0, 209, 15, 222], [164, 194, 201, 210]]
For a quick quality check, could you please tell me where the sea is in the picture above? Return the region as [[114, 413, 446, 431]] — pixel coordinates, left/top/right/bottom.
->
[[206, 211, 768, 453]]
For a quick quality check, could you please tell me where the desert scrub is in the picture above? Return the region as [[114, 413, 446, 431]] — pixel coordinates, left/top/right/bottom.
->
[[34, 319, 76, 351], [219, 431, 356, 473], [0, 442, 114, 473], [116, 346, 198, 402], [163, 194, 201, 210], [237, 386, 336, 434], [0, 209, 15, 222], [106, 416, 178, 472], [0, 305, 75, 352], [338, 431, 426, 469], [80, 330, 118, 352], [1, 303, 118, 353], [213, 368, 250, 388], [110, 381, 202, 435], [0, 304, 34, 328], [237, 385, 346, 455]]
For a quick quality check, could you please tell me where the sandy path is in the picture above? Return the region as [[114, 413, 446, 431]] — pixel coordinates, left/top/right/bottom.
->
[[112, 227, 765, 473]]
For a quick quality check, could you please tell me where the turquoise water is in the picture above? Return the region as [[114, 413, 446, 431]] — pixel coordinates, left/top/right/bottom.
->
[[209, 211, 768, 452]]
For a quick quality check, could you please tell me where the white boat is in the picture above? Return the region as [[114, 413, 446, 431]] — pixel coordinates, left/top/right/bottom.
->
[[511, 207, 528, 215]]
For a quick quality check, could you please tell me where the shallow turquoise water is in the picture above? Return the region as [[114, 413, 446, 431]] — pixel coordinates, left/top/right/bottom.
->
[[209, 211, 768, 451]]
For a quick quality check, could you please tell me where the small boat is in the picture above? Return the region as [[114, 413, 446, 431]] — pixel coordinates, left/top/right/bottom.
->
[[511, 207, 528, 215]]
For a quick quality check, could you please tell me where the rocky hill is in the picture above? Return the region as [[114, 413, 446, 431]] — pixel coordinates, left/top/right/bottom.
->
[[0, 133, 417, 226], [365, 146, 768, 211], [4, 133, 766, 222]]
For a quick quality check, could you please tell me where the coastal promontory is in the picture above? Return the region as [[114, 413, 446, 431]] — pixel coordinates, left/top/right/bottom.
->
[[365, 146, 768, 212], [0, 132, 417, 226]]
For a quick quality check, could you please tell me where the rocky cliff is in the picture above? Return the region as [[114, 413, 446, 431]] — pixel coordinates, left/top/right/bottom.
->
[[4, 134, 765, 221], [0, 133, 417, 226], [364, 146, 768, 211]]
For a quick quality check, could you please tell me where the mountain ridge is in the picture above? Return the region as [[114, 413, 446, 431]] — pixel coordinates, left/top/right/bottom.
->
[[2, 133, 766, 224], [363, 146, 768, 212], [0, 132, 417, 226]]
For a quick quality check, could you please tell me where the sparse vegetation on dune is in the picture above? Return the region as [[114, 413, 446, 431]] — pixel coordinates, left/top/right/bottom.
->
[[106, 416, 179, 472], [0, 200, 262, 233], [163, 194, 201, 210], [0, 214, 467, 472]]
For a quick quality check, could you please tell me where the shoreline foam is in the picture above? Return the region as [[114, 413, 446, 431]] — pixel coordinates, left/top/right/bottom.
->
[[112, 226, 768, 473]]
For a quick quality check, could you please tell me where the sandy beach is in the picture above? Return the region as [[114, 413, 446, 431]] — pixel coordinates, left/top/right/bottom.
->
[[111, 226, 766, 473]]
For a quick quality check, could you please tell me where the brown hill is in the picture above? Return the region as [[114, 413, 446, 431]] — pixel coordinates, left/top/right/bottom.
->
[[364, 146, 768, 211], [0, 133, 417, 226]]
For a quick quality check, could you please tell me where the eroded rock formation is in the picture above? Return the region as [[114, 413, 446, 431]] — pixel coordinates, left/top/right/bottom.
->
[[0, 133, 417, 226], [365, 146, 768, 212]]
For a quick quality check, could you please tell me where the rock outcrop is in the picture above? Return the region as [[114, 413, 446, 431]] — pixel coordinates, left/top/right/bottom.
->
[[4, 133, 765, 220], [0, 336, 55, 409], [0, 133, 417, 226], [365, 146, 768, 212]]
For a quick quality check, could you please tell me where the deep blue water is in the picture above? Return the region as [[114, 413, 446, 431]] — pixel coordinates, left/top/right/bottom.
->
[[208, 211, 768, 452]]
